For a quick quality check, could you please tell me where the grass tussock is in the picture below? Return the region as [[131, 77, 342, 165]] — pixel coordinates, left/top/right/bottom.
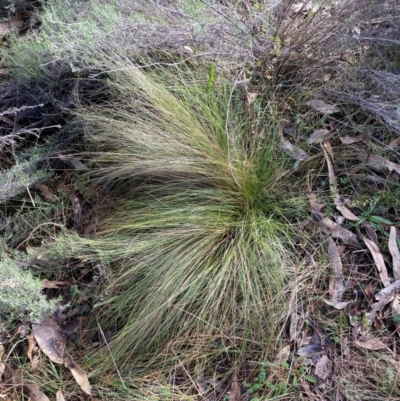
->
[[45, 57, 306, 369]]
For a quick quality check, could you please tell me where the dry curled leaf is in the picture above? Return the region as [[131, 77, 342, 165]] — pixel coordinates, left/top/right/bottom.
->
[[363, 237, 390, 287]]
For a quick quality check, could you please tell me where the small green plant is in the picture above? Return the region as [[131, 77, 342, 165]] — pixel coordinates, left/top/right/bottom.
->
[[0, 249, 58, 322]]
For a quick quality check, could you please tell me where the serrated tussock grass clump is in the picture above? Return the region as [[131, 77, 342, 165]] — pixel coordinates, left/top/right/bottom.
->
[[56, 57, 304, 369]]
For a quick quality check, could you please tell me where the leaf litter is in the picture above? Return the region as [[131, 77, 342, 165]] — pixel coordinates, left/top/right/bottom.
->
[[32, 316, 97, 396]]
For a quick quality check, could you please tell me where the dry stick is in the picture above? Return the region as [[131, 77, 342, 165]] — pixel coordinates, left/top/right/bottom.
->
[[97, 323, 127, 390]]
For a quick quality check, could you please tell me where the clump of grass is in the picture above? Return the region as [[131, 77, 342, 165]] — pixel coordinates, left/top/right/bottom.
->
[[42, 56, 306, 371]]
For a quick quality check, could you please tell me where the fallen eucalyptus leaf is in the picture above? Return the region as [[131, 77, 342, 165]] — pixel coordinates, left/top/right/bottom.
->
[[228, 372, 241, 401], [389, 227, 400, 280], [278, 124, 309, 170], [32, 319, 65, 364], [306, 99, 339, 114], [364, 237, 390, 287], [12, 368, 51, 401], [324, 300, 349, 310], [354, 337, 386, 351], [314, 355, 332, 380], [339, 134, 365, 144], [56, 390, 66, 401], [317, 217, 360, 247], [358, 153, 400, 175], [327, 238, 344, 302], [307, 129, 332, 144], [64, 355, 96, 396], [375, 280, 400, 302], [274, 345, 291, 364]]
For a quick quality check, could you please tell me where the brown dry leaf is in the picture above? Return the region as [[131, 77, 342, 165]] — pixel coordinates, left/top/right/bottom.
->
[[363, 237, 390, 287], [56, 390, 66, 401], [323, 139, 334, 160], [246, 92, 257, 106], [41, 279, 68, 289], [335, 201, 360, 222], [339, 134, 365, 144], [27, 333, 37, 363], [12, 368, 50, 401], [307, 129, 332, 144], [32, 319, 65, 364], [375, 280, 400, 302], [0, 362, 4, 378], [354, 337, 386, 351], [289, 312, 302, 342], [365, 281, 400, 325], [23, 384, 51, 401], [308, 192, 360, 246], [228, 373, 240, 401], [389, 227, 400, 280], [64, 355, 95, 396], [278, 127, 309, 170], [318, 217, 360, 247], [314, 355, 332, 380], [274, 345, 291, 364], [349, 174, 387, 185], [358, 153, 400, 175], [305, 99, 339, 114], [322, 145, 359, 222], [328, 238, 344, 302]]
